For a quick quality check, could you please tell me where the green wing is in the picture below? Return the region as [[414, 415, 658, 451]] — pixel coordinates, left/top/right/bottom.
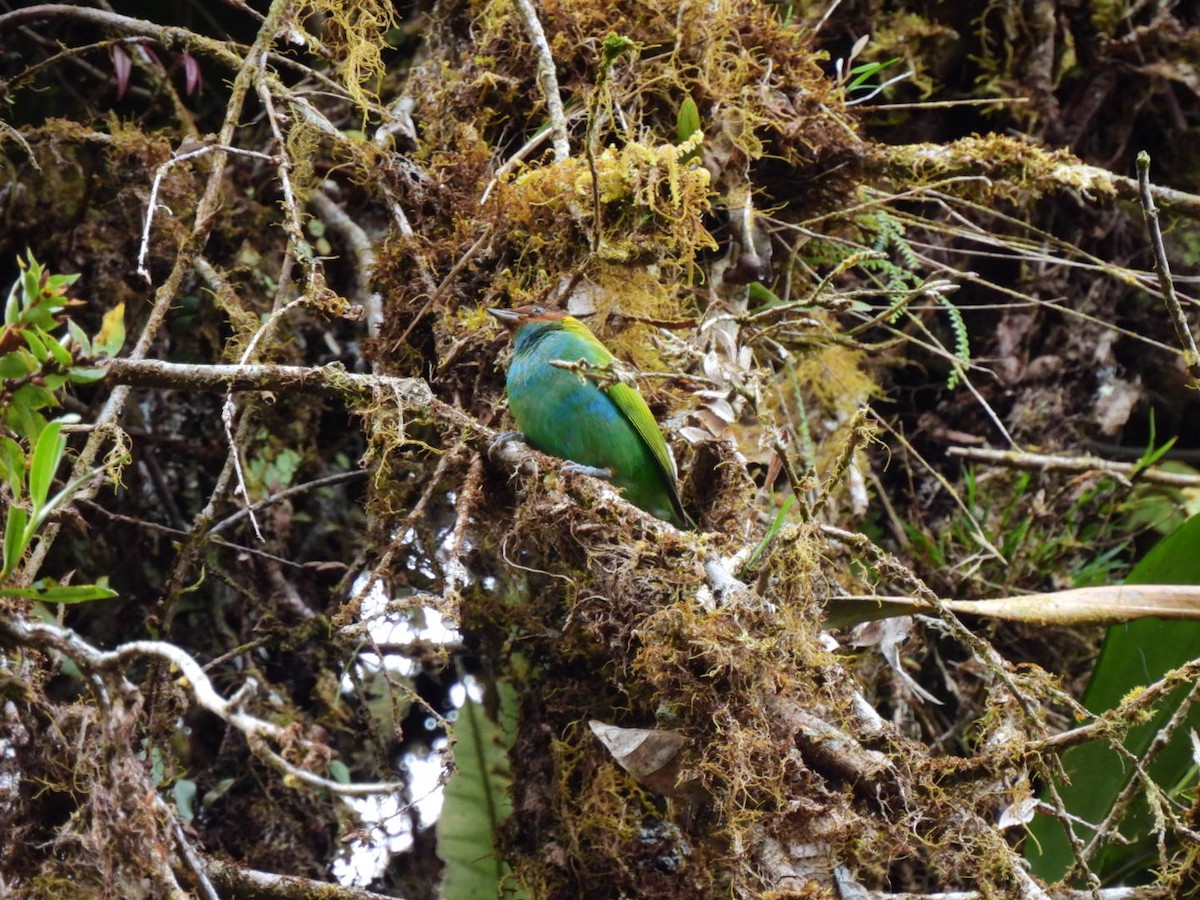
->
[[606, 380, 691, 527], [560, 317, 690, 525], [606, 381, 678, 483]]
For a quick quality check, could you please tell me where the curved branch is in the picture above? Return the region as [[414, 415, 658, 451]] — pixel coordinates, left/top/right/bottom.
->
[[0, 616, 404, 797]]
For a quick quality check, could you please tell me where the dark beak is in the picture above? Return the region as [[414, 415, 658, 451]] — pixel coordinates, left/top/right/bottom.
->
[[487, 307, 521, 327]]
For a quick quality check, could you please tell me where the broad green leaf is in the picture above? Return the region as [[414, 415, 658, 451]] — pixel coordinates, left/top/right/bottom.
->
[[29, 421, 65, 510], [439, 682, 527, 900], [6, 392, 50, 444], [0, 351, 31, 378], [1027, 512, 1200, 883], [12, 382, 57, 415]]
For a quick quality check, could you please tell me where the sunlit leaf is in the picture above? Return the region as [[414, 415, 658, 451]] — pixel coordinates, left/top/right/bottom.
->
[[95, 303, 125, 357], [22, 328, 48, 363], [29, 420, 65, 511]]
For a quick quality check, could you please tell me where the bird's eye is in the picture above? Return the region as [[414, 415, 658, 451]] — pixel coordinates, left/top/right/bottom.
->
[[530, 305, 545, 315]]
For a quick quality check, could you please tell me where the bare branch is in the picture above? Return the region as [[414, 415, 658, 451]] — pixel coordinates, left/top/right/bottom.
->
[[0, 616, 404, 797], [947, 445, 1200, 488], [512, 0, 570, 162], [1136, 151, 1200, 385], [206, 860, 399, 900]]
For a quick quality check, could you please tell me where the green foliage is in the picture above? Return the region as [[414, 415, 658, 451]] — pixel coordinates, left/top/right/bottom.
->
[[906, 468, 1131, 595], [1027, 513, 1200, 885], [676, 95, 700, 145], [864, 210, 970, 388], [438, 681, 528, 900], [676, 94, 702, 164], [0, 253, 123, 600]]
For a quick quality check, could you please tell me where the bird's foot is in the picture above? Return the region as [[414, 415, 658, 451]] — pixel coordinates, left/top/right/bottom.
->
[[488, 430, 527, 463], [561, 462, 613, 480]]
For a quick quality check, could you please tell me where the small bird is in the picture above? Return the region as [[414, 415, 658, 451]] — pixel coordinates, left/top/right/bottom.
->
[[489, 306, 693, 529]]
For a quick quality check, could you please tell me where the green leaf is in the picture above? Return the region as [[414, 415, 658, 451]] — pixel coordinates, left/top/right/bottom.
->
[[12, 382, 58, 415], [745, 494, 795, 573], [2, 503, 29, 576], [6, 392, 50, 444], [328, 759, 351, 784], [20, 258, 42, 316], [0, 351, 32, 378], [677, 95, 700, 144], [748, 281, 785, 308], [0, 436, 24, 495], [65, 319, 91, 355], [1027, 512, 1200, 884], [22, 328, 49, 363], [2, 581, 118, 603], [47, 332, 73, 368], [439, 682, 528, 900], [173, 779, 197, 825], [95, 302, 125, 357], [4, 278, 20, 326], [202, 777, 236, 808], [847, 57, 899, 91], [29, 421, 65, 511], [67, 367, 107, 384]]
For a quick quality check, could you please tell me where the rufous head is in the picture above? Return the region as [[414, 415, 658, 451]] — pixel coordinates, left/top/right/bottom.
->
[[487, 305, 569, 329]]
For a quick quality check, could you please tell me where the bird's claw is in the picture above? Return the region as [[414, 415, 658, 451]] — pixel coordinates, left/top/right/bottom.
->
[[561, 462, 613, 481], [488, 430, 527, 463]]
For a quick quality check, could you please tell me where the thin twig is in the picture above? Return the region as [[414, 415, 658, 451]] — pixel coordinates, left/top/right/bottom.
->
[[1136, 151, 1200, 386], [512, 0, 569, 162], [310, 190, 381, 334], [210, 470, 366, 535], [947, 445, 1200, 488], [15, 1, 278, 588], [1077, 680, 1200, 874], [206, 860, 399, 900], [222, 296, 310, 541], [101, 356, 488, 435], [0, 616, 404, 797], [154, 794, 220, 900], [137, 143, 273, 283]]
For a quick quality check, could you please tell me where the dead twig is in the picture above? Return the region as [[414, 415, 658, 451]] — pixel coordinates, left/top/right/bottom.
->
[[946, 444, 1200, 488], [1136, 151, 1200, 386], [512, 0, 569, 162]]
